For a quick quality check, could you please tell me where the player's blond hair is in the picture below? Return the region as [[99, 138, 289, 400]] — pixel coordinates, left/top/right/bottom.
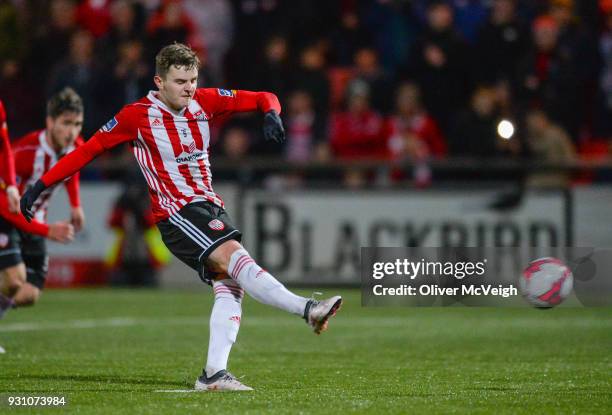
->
[[155, 43, 200, 79]]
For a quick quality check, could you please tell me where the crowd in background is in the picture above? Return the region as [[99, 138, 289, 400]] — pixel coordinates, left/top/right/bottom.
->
[[1, 0, 611, 185]]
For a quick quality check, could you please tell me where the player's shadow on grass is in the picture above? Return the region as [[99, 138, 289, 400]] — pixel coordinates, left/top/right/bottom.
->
[[5, 374, 187, 391]]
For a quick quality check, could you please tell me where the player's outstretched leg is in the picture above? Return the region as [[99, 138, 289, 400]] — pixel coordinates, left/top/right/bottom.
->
[[227, 248, 308, 315], [195, 278, 252, 391], [224, 246, 342, 334]]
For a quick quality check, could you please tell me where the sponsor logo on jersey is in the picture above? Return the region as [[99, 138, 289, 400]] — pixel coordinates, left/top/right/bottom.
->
[[181, 141, 197, 154], [229, 315, 241, 324], [151, 118, 163, 127], [217, 89, 236, 98], [193, 110, 207, 121], [101, 117, 118, 132], [175, 151, 205, 164], [0, 233, 9, 248], [208, 219, 225, 231]]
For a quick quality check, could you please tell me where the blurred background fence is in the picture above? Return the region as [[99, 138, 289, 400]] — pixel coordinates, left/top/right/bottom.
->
[[45, 160, 612, 288]]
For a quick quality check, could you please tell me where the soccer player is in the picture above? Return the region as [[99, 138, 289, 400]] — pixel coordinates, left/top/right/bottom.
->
[[0, 88, 83, 326], [0, 99, 19, 214], [21, 43, 342, 391], [0, 98, 18, 353]]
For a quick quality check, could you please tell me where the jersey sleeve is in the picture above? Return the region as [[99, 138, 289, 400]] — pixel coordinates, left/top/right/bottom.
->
[[195, 88, 281, 119], [64, 171, 81, 207], [63, 137, 83, 207], [0, 100, 16, 188], [0, 193, 49, 236], [41, 106, 139, 188]]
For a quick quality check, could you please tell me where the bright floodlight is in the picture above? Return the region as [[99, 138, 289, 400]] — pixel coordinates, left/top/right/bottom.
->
[[497, 119, 514, 139]]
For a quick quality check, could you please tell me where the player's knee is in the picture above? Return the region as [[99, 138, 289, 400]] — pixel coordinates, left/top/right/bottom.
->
[[1, 265, 26, 296], [208, 240, 244, 274], [13, 284, 40, 307]]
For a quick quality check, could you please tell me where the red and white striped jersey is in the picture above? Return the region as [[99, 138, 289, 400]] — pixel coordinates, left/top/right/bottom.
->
[[0, 99, 16, 189], [12, 130, 82, 222], [41, 88, 281, 222]]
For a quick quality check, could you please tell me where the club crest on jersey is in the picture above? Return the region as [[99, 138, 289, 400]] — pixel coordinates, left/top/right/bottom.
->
[[193, 110, 207, 121], [101, 117, 118, 132], [208, 219, 225, 231], [181, 141, 197, 154], [217, 89, 236, 98]]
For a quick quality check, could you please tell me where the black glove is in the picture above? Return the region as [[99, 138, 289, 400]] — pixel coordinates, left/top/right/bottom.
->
[[263, 110, 285, 143], [20, 180, 46, 222]]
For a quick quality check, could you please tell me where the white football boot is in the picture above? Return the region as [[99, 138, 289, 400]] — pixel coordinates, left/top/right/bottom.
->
[[304, 295, 343, 335], [194, 370, 253, 391]]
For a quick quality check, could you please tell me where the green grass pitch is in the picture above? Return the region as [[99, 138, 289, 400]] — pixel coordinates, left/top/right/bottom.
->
[[0, 288, 610, 414]]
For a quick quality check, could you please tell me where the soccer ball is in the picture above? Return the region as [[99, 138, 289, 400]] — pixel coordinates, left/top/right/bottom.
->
[[520, 257, 573, 308]]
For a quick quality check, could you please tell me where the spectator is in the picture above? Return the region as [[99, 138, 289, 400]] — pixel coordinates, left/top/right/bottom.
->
[[284, 90, 325, 162], [212, 126, 255, 183], [475, 0, 530, 85], [526, 109, 576, 188], [97, 0, 145, 68], [47, 30, 104, 136], [517, 14, 586, 140], [494, 79, 523, 156], [387, 82, 447, 160], [449, 86, 501, 157], [451, 0, 489, 43], [146, 0, 195, 59], [0, 0, 24, 61], [360, 0, 417, 74], [28, 0, 78, 71], [183, 0, 234, 84], [405, 0, 471, 132], [350, 47, 393, 114], [387, 82, 447, 186], [250, 35, 292, 103], [225, 0, 283, 85], [100, 39, 151, 116], [27, 0, 79, 114], [0, 60, 39, 137], [76, 0, 112, 38], [221, 126, 250, 160], [550, 0, 599, 135], [328, 11, 370, 67], [330, 80, 387, 160], [595, 0, 612, 138], [291, 44, 330, 134]]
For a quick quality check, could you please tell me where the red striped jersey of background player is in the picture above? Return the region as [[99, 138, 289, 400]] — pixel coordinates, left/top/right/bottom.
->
[[0, 99, 16, 191], [40, 88, 281, 222], [0, 129, 82, 236]]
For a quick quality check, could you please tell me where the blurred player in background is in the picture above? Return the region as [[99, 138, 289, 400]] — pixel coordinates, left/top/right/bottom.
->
[[0, 98, 18, 353], [0, 88, 84, 337], [21, 43, 342, 391], [0, 99, 19, 214]]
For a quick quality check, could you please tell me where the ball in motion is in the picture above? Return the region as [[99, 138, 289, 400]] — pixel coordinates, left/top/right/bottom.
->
[[520, 257, 573, 308]]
